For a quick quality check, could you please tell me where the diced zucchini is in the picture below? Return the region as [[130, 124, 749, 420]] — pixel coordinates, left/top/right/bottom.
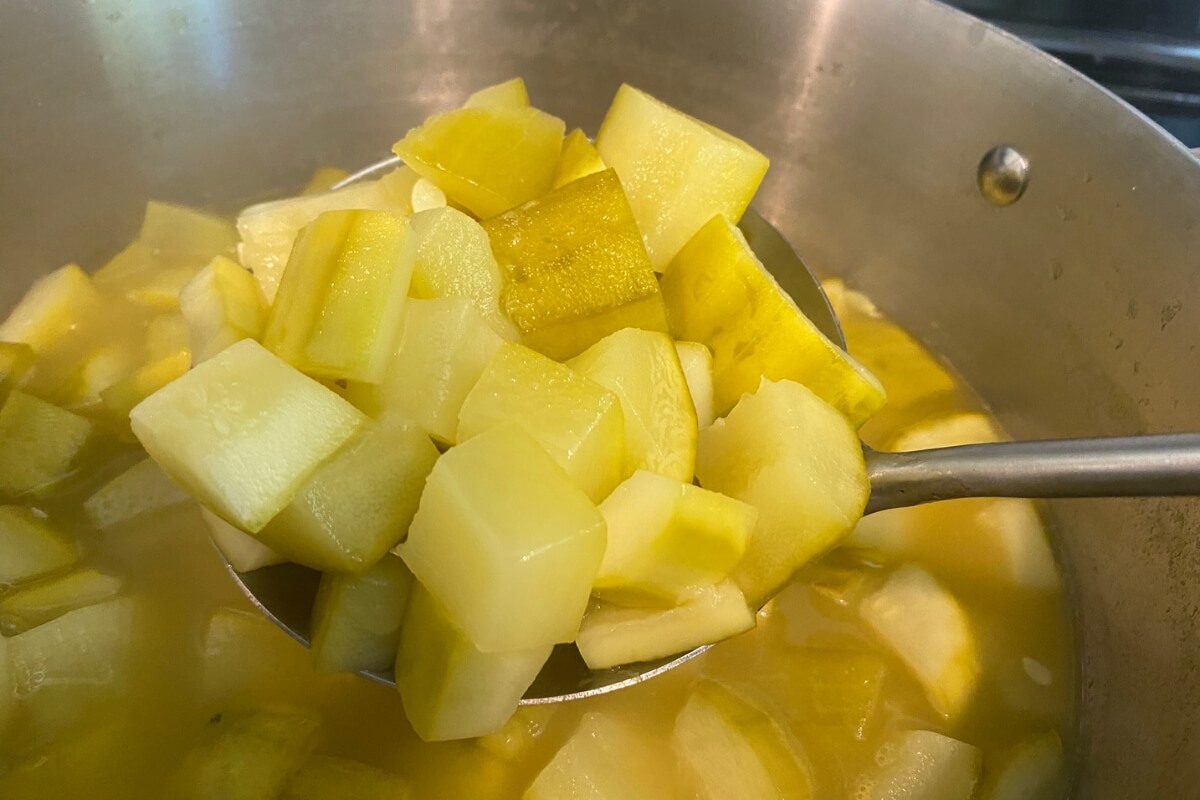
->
[[576, 581, 755, 669], [594, 471, 755, 604], [859, 565, 979, 720], [865, 730, 981, 800], [458, 342, 625, 502], [393, 105, 564, 218], [0, 568, 123, 636], [237, 179, 409, 303], [263, 209, 412, 384], [552, 128, 607, 189], [978, 731, 1065, 800], [477, 705, 556, 761], [138, 200, 238, 260], [83, 458, 190, 529], [675, 340, 715, 428], [596, 84, 769, 269], [406, 207, 517, 339], [568, 328, 697, 483], [524, 711, 676, 799], [482, 169, 668, 360], [410, 178, 448, 212], [696, 379, 869, 607], [673, 680, 815, 800], [0, 341, 35, 404], [6, 598, 135, 734], [362, 297, 510, 444], [170, 707, 322, 800], [301, 167, 350, 195], [0, 391, 96, 500], [257, 415, 438, 572], [398, 424, 606, 651], [129, 339, 367, 533], [282, 755, 411, 800], [463, 78, 530, 109], [69, 343, 139, 403], [93, 242, 203, 311], [310, 555, 413, 673], [201, 508, 285, 573], [143, 312, 192, 361], [0, 264, 99, 354], [663, 215, 886, 423], [99, 350, 191, 422], [180, 256, 269, 363], [0, 506, 78, 589], [394, 584, 551, 742], [201, 608, 314, 712]]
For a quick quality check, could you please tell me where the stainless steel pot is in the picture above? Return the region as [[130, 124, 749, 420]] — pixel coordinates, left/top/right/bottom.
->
[[2, 0, 1198, 795]]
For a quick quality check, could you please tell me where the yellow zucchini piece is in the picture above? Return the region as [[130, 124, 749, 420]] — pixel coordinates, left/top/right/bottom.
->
[[458, 342, 625, 502], [482, 168, 668, 360], [524, 711, 675, 800], [301, 166, 349, 195], [865, 730, 981, 800], [6, 597, 135, 734], [552, 128, 607, 189], [310, 554, 414, 673], [675, 340, 715, 428], [398, 424, 606, 651], [0, 264, 99, 355], [696, 379, 869, 607], [410, 178, 448, 212], [143, 312, 191, 361], [0, 506, 78, 589], [395, 583, 552, 742], [366, 297, 511, 444], [393, 105, 564, 218], [201, 608, 313, 712], [406, 207, 516, 338], [180, 256, 269, 363], [83, 458, 190, 529], [568, 328, 697, 482], [282, 755, 411, 800], [663, 215, 886, 423], [138, 200, 238, 260], [596, 84, 769, 269], [263, 209, 412, 383], [257, 415, 438, 572], [859, 565, 980, 720], [237, 178, 409, 303], [673, 680, 815, 800], [477, 705, 556, 761], [0, 391, 95, 499], [978, 731, 1065, 800], [201, 508, 285, 573], [100, 350, 191, 421], [0, 568, 123, 636], [129, 339, 367, 533], [171, 707, 322, 800], [594, 470, 755, 604], [0, 342, 35, 404], [463, 77, 530, 109], [576, 582, 755, 670]]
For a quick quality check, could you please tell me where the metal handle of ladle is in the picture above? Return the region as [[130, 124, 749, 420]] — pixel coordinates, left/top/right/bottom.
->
[[865, 433, 1200, 514]]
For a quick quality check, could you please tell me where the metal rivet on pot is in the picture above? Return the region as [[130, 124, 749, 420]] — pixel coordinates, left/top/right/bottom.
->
[[977, 144, 1029, 206]]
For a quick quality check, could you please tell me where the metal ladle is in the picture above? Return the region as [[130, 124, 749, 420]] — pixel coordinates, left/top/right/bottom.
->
[[226, 157, 1200, 704]]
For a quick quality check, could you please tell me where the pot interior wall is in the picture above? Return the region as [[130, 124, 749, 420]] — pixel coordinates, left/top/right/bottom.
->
[[2, 0, 1199, 795]]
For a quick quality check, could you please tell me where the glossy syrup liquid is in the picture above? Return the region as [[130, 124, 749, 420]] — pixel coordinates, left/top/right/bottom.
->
[[0, 280, 1074, 799]]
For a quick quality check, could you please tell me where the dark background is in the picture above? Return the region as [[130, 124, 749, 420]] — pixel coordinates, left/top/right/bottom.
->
[[949, 0, 1200, 144]]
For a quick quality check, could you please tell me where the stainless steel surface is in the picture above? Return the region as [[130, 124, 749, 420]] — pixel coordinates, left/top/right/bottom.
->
[[866, 434, 1200, 514], [3, 0, 1200, 794]]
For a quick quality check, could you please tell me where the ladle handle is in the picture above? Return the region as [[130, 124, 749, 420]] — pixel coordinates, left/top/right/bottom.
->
[[864, 433, 1200, 514]]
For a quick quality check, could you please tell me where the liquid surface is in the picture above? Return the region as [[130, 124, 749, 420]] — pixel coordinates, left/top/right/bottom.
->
[[0, 267, 1074, 799]]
